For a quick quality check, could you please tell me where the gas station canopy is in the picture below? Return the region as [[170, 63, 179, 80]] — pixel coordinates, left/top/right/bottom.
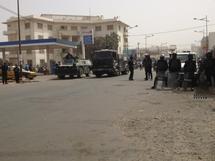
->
[[0, 38, 79, 51]]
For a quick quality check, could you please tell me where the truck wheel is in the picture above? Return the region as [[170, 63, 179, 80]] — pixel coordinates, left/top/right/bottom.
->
[[78, 68, 84, 78]]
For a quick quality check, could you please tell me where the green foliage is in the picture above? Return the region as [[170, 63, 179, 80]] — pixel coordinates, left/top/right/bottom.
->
[[94, 32, 119, 50]]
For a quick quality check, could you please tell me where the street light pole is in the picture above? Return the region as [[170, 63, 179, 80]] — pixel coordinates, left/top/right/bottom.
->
[[144, 34, 154, 52], [193, 16, 209, 53], [137, 42, 140, 58], [17, 0, 21, 66], [126, 25, 138, 56]]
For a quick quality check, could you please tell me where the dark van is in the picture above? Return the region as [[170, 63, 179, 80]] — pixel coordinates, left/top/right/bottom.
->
[[92, 49, 128, 77]]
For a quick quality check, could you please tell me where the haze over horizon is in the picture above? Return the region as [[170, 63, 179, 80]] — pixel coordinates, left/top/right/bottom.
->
[[0, 0, 215, 50]]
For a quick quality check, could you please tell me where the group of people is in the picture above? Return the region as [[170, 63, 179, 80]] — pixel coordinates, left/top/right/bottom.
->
[[128, 51, 215, 90], [0, 63, 20, 84], [129, 54, 154, 81]]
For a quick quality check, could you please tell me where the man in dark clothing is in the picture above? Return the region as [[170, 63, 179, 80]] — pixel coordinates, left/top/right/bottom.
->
[[169, 53, 181, 72], [183, 54, 197, 89], [168, 53, 181, 88], [151, 55, 168, 89], [13, 64, 20, 83], [143, 54, 153, 80], [128, 56, 134, 81], [1, 63, 8, 84], [199, 52, 215, 87]]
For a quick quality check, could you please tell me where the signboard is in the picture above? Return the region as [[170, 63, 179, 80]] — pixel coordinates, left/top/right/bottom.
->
[[83, 35, 93, 45]]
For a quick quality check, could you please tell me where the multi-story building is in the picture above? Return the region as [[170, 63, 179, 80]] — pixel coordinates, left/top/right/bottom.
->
[[3, 14, 129, 66]]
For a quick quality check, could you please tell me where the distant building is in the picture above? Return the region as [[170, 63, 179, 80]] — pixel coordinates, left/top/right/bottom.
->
[[3, 14, 128, 66], [209, 32, 215, 51]]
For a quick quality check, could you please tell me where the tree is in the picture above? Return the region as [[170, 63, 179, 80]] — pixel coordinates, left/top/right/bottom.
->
[[94, 32, 119, 50], [79, 32, 120, 59]]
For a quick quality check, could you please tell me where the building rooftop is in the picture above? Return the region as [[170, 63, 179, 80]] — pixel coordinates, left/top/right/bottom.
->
[[3, 14, 128, 26]]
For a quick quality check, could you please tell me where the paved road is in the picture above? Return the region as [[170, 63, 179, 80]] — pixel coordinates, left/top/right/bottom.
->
[[0, 71, 150, 161], [0, 71, 215, 161]]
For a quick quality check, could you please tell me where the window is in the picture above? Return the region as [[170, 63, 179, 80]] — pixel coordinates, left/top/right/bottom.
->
[[71, 26, 78, 30], [38, 35, 44, 39], [7, 24, 11, 28], [95, 26, 102, 32], [107, 25, 114, 30], [48, 25, 53, 30], [25, 35, 31, 40], [27, 59, 33, 65], [25, 23, 30, 29], [60, 26, 68, 30], [37, 23, 43, 29], [81, 26, 88, 30], [61, 36, 69, 41], [40, 59, 45, 66], [72, 36, 80, 42], [119, 25, 121, 31]]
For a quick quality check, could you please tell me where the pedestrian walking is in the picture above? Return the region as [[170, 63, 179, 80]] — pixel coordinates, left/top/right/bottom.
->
[[1, 62, 8, 84], [151, 54, 168, 89], [128, 56, 134, 81], [13, 64, 20, 83], [143, 54, 153, 80]]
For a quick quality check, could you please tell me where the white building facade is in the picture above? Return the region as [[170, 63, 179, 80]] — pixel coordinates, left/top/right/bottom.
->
[[3, 14, 129, 66]]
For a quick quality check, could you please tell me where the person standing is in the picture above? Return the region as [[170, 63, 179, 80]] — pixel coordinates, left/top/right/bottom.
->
[[128, 56, 134, 81], [1, 62, 8, 84], [168, 53, 181, 88], [151, 55, 168, 89], [143, 54, 152, 80], [183, 54, 197, 90], [13, 64, 20, 83]]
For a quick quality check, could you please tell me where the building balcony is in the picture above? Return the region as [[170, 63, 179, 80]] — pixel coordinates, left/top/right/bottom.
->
[[3, 30, 17, 35]]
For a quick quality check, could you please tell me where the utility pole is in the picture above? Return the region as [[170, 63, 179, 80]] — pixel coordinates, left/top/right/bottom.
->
[[137, 42, 140, 58], [17, 0, 21, 65], [144, 34, 154, 53], [193, 16, 209, 53]]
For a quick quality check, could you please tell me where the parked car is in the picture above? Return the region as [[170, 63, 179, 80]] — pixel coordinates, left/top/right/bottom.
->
[[0, 66, 37, 80]]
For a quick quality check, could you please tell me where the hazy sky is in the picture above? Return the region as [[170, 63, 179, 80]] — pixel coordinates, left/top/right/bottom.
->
[[0, 0, 215, 49]]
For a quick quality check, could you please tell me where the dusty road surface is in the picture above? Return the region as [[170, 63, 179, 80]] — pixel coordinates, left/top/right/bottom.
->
[[0, 71, 215, 161]]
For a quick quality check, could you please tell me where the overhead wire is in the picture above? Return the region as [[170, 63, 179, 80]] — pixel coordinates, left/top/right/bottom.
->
[[129, 24, 215, 37]]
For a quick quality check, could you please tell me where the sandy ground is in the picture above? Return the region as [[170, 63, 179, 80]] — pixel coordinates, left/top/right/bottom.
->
[[116, 81, 215, 161]]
